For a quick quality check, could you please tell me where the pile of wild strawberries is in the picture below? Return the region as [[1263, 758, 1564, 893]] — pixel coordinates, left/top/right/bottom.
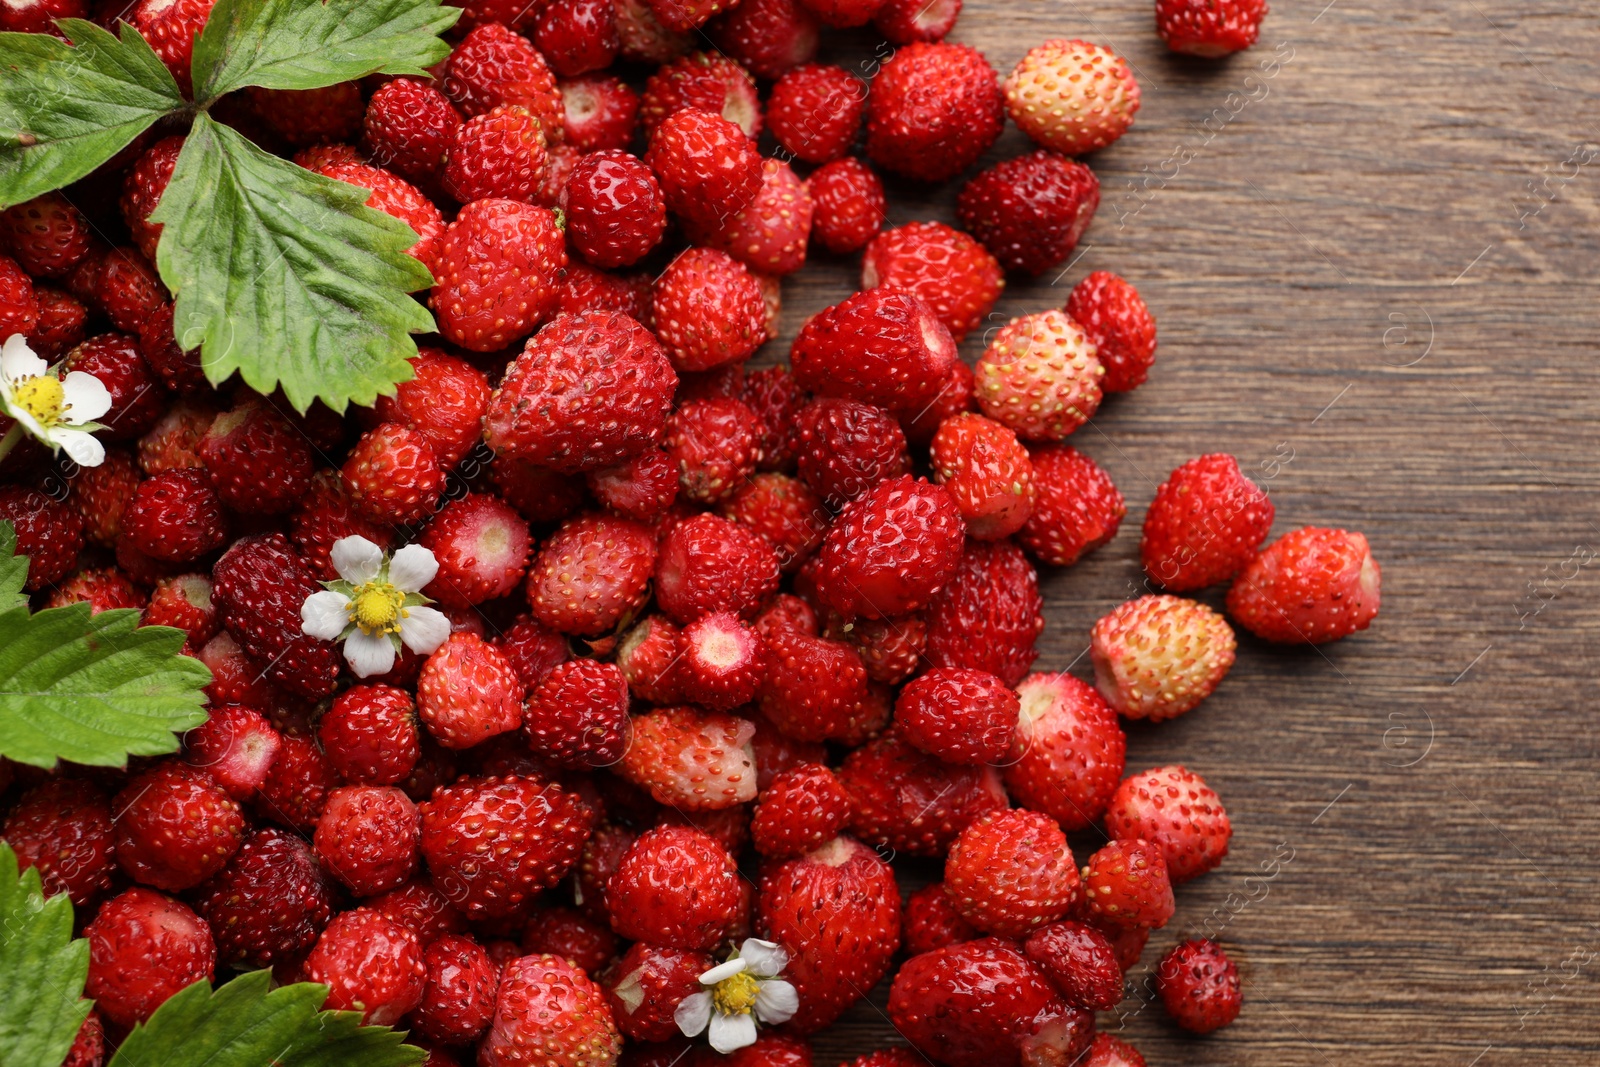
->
[[0, 0, 1384, 1064]]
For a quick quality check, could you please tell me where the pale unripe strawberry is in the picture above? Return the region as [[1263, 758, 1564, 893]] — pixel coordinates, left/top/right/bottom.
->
[[1003, 39, 1141, 156], [974, 310, 1104, 441], [1090, 595, 1237, 721]]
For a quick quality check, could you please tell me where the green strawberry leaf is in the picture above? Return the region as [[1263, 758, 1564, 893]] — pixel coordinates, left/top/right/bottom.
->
[[0, 601, 211, 770], [0, 843, 91, 1067], [191, 0, 459, 104], [149, 113, 434, 414], [0, 19, 186, 209], [109, 971, 427, 1067], [0, 521, 27, 611]]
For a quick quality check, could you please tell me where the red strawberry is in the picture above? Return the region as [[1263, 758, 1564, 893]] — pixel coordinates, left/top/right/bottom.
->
[[565, 150, 667, 269], [61, 1009, 102, 1067], [767, 64, 864, 164], [526, 512, 658, 636], [0, 486, 83, 589], [957, 151, 1100, 276], [755, 629, 868, 742], [601, 941, 708, 1039], [3, 779, 114, 906], [823, 612, 926, 685], [861, 221, 1002, 342], [662, 397, 759, 505], [441, 23, 563, 142], [113, 761, 243, 892], [560, 73, 640, 151], [873, 0, 959, 42], [1019, 444, 1124, 567], [291, 469, 396, 582], [1105, 765, 1231, 882], [1004, 672, 1125, 831], [1091, 595, 1236, 721], [616, 615, 684, 704], [119, 137, 183, 262], [900, 353, 977, 445], [1157, 0, 1267, 56], [930, 412, 1035, 541], [68, 447, 139, 548], [198, 398, 313, 516], [903, 881, 977, 955], [486, 310, 677, 472], [305, 908, 427, 1024], [796, 0, 882, 27], [793, 397, 908, 508], [89, 248, 168, 335], [1080, 838, 1174, 930], [432, 198, 567, 352], [1085, 1035, 1147, 1067], [443, 104, 549, 204], [130, 0, 215, 96], [136, 396, 215, 475], [535, 0, 620, 76], [412, 934, 499, 1045], [0, 0, 86, 34], [1156, 938, 1241, 1032], [888, 937, 1092, 1067], [654, 512, 781, 623], [679, 610, 767, 709], [653, 250, 765, 373], [975, 310, 1103, 441], [1004, 40, 1140, 155], [707, 0, 819, 80], [420, 775, 597, 919], [739, 364, 802, 472], [717, 472, 825, 573], [922, 538, 1043, 687], [491, 457, 588, 526], [524, 658, 630, 768], [686, 158, 814, 277], [0, 253, 38, 336], [481, 954, 621, 1067], [525, 905, 620, 975], [341, 420, 444, 525], [420, 494, 531, 608], [836, 731, 1006, 856], [27, 284, 89, 359], [895, 668, 1017, 765], [1064, 271, 1156, 393], [1023, 920, 1122, 1011], [363, 78, 463, 185], [646, 0, 733, 32], [865, 42, 1003, 183], [789, 289, 955, 411], [314, 785, 420, 896], [493, 613, 571, 692], [182, 704, 281, 800], [645, 107, 763, 227], [2, 191, 92, 277], [805, 157, 884, 254], [1141, 452, 1273, 591], [841, 1052, 920, 1067], [607, 825, 741, 948], [65, 331, 166, 439], [811, 476, 963, 620], [557, 263, 653, 323], [1227, 526, 1381, 643], [757, 835, 901, 1031], [573, 822, 638, 924], [944, 808, 1077, 937], [314, 160, 446, 267], [319, 683, 421, 786], [620, 705, 758, 810], [615, 0, 693, 62], [249, 82, 364, 146], [45, 566, 143, 613], [750, 762, 851, 858], [256, 733, 340, 832], [641, 51, 761, 139], [369, 878, 469, 946], [588, 449, 679, 522], [85, 888, 215, 1028], [212, 533, 341, 697]]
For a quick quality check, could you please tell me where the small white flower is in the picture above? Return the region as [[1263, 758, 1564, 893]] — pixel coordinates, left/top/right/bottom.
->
[[0, 333, 110, 466], [675, 938, 799, 1054], [300, 535, 450, 677]]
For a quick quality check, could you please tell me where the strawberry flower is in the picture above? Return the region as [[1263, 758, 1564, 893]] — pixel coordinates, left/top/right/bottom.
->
[[300, 535, 450, 677], [674, 938, 798, 1053], [0, 333, 111, 467]]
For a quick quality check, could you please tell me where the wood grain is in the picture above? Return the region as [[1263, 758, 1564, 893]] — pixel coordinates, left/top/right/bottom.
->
[[763, 2, 1600, 1064]]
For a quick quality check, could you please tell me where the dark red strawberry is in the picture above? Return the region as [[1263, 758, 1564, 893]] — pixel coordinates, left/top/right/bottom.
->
[[3, 778, 115, 906], [1155, 938, 1241, 1033], [957, 152, 1100, 276], [922, 538, 1043, 686], [836, 731, 1007, 856], [194, 827, 334, 967]]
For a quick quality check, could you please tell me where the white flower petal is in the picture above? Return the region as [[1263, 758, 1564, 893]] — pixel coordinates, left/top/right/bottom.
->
[[674, 992, 713, 1037], [59, 371, 111, 423], [707, 1011, 758, 1054], [344, 628, 396, 678], [388, 543, 439, 593], [3, 402, 48, 442], [699, 958, 748, 985], [0, 334, 46, 383], [399, 605, 450, 655], [738, 939, 788, 978], [330, 536, 383, 585], [51, 428, 103, 468], [301, 590, 351, 640], [753, 980, 798, 1024]]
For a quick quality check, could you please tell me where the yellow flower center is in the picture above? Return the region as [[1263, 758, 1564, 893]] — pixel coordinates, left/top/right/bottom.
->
[[349, 581, 405, 635], [711, 971, 761, 1016], [14, 374, 65, 429]]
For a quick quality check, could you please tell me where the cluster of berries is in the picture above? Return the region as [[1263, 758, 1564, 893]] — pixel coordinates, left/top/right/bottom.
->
[[0, 0, 1361, 1065]]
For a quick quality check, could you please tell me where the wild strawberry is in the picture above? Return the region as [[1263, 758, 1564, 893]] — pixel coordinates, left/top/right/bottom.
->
[[363, 78, 462, 185], [136, 396, 214, 474], [3, 779, 114, 906], [1227, 526, 1381, 644], [1157, 0, 1267, 55], [481, 954, 621, 1067], [766, 65, 863, 164], [526, 513, 658, 636], [432, 198, 566, 351], [572, 822, 637, 925], [485, 617, 565, 697], [453, 0, 540, 30], [1023, 920, 1122, 1011], [112, 761, 243, 892], [524, 658, 630, 768], [369, 878, 470, 945], [305, 909, 427, 1025], [290, 470, 394, 582], [687, 158, 814, 277], [183, 704, 281, 800], [931, 413, 1035, 540], [641, 51, 761, 139], [655, 512, 781, 623], [420, 775, 597, 919], [534, 0, 619, 76], [560, 73, 640, 150], [1091, 919, 1151, 974], [486, 310, 677, 472], [88, 248, 167, 335], [585, 450, 677, 523], [525, 905, 620, 975], [613, 619, 682, 709], [792, 397, 907, 509], [796, 0, 882, 26], [85, 888, 216, 1028], [944, 808, 1077, 937], [2, 191, 92, 277], [130, 0, 215, 96], [564, 151, 666, 270], [250, 82, 364, 146], [864, 42, 1002, 183], [755, 628, 868, 741], [749, 763, 848, 859], [366, 349, 490, 470], [1141, 453, 1272, 590], [758, 836, 900, 1031], [27, 284, 89, 359], [790, 289, 956, 411], [443, 104, 549, 204], [491, 457, 588, 527], [615, 0, 693, 62], [600, 941, 708, 1040], [1020, 444, 1124, 567], [645, 107, 763, 227], [842, 1052, 921, 1067], [894, 668, 1016, 765], [45, 566, 143, 612], [647, 0, 735, 31], [957, 152, 1100, 276], [194, 630, 277, 710], [903, 882, 977, 955], [417, 494, 531, 609], [717, 472, 824, 573], [195, 399, 311, 516], [821, 611, 923, 685], [1004, 40, 1141, 155], [897, 358, 973, 445], [254, 733, 339, 831], [1084, 1035, 1146, 1067], [212, 531, 345, 697], [318, 685, 420, 787], [812, 476, 964, 620], [975, 311, 1103, 441], [802, 158, 883, 255], [873, 0, 959, 41], [314, 160, 446, 266], [61, 1008, 102, 1067], [837, 731, 1006, 855], [606, 825, 742, 949], [1081, 837, 1174, 930], [442, 23, 562, 140], [862, 222, 1002, 342], [65, 331, 165, 439], [0, 486, 82, 589], [707, 0, 818, 80], [738, 364, 802, 472], [653, 250, 765, 374], [0, 253, 37, 336], [1064, 271, 1155, 393], [661, 398, 758, 506], [1004, 672, 1124, 831], [310, 785, 419, 897], [1156, 938, 1241, 1033], [1105, 765, 1230, 882], [340, 421, 444, 524], [411, 934, 499, 1045], [620, 705, 757, 810], [1091, 595, 1236, 721], [675, 611, 764, 708], [889, 937, 1093, 1067]]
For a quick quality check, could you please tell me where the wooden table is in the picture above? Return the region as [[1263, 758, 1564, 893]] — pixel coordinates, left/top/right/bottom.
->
[[779, 2, 1600, 1063]]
